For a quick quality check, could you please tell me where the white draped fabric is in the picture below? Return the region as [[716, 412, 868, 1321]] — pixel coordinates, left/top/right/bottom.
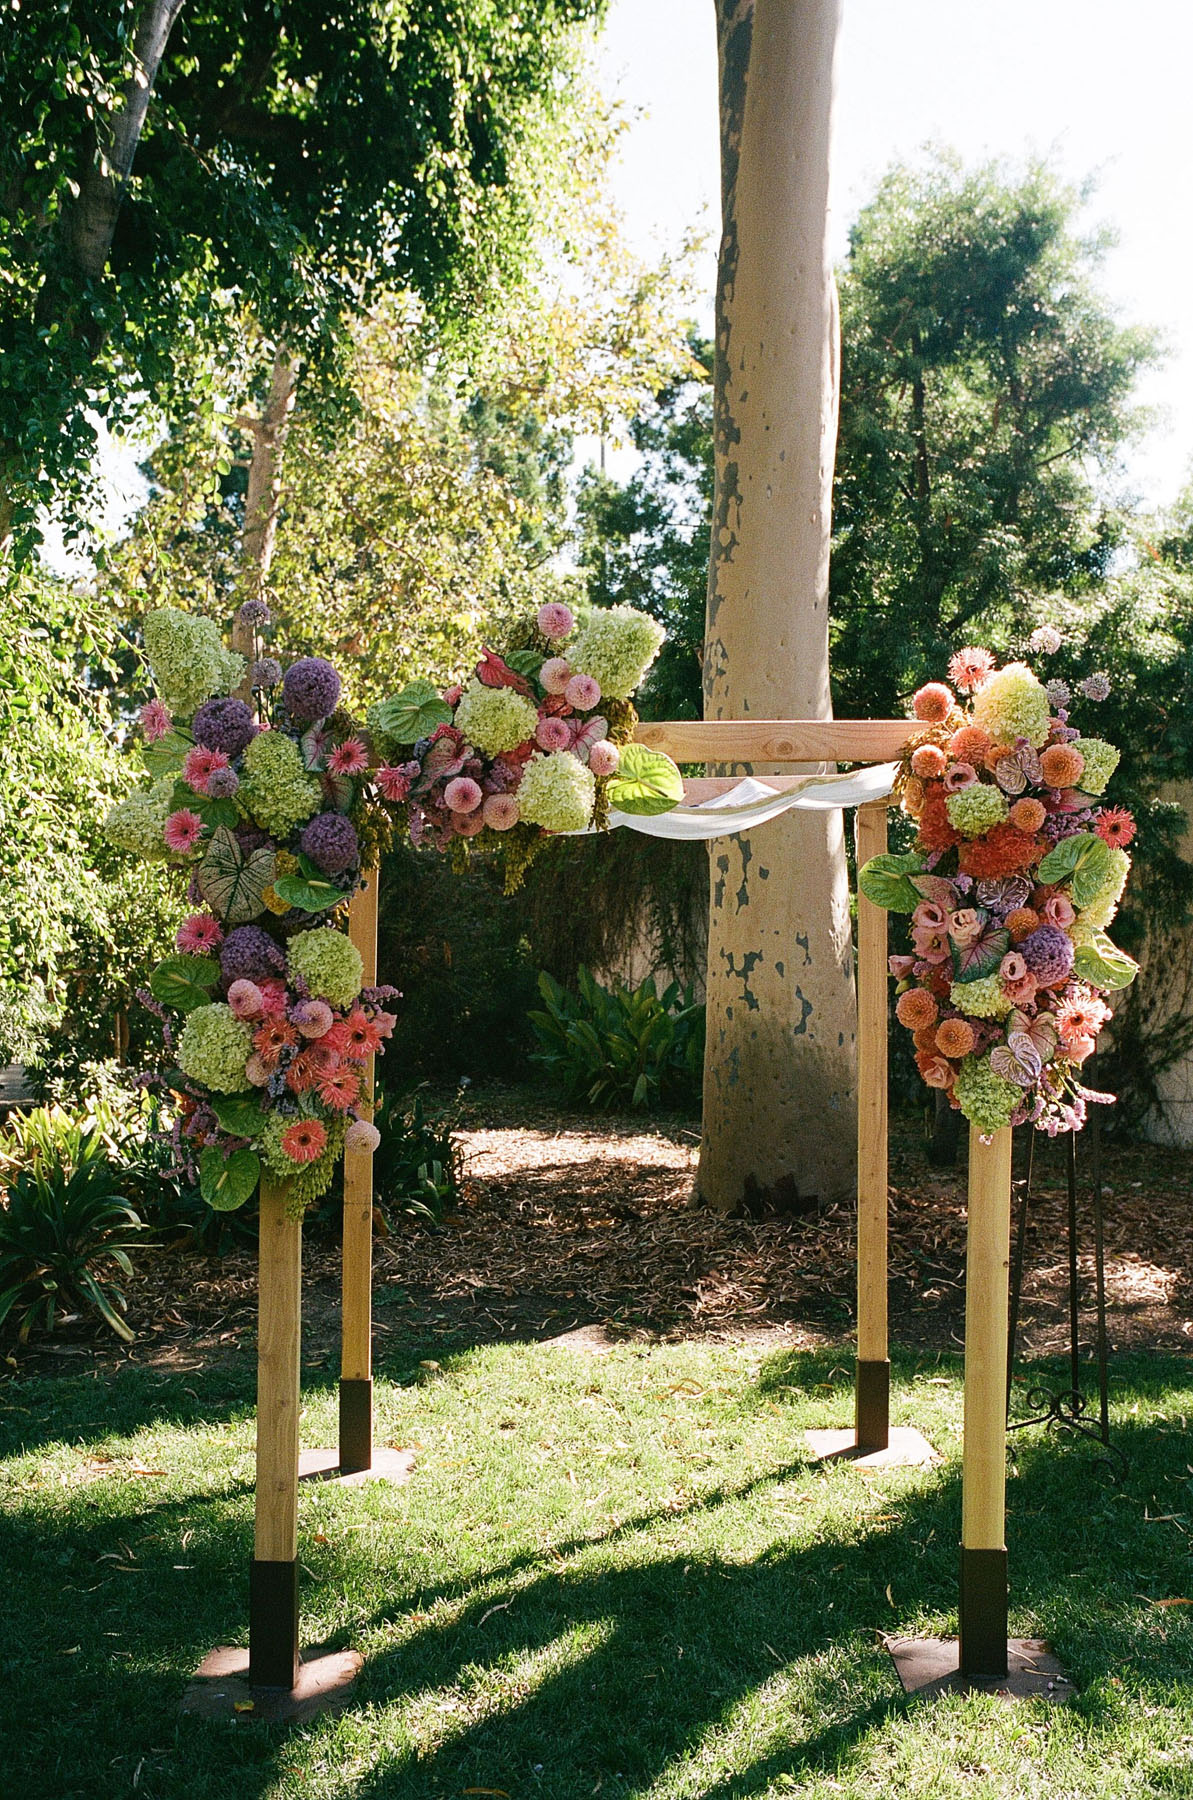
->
[[600, 764, 899, 840]]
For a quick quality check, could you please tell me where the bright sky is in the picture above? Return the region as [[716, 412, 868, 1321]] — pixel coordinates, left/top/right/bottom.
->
[[595, 0, 1193, 511]]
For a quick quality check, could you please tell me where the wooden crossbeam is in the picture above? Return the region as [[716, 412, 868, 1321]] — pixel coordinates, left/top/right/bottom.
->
[[633, 719, 917, 765]]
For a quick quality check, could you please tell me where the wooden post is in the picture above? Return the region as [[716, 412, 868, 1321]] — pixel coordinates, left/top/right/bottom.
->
[[854, 802, 890, 1451], [959, 1125, 1013, 1677], [339, 868, 378, 1472], [249, 1176, 302, 1690]]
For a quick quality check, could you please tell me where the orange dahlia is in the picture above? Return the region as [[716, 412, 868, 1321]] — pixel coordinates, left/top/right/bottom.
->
[[1005, 906, 1040, 942], [896, 988, 939, 1031], [1009, 797, 1047, 834], [912, 682, 954, 723], [917, 786, 962, 851], [1040, 743, 1085, 788], [949, 725, 992, 765]]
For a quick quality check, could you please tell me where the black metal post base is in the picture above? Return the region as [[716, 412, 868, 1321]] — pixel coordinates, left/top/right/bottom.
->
[[855, 1359, 890, 1453], [959, 1544, 1008, 1678], [249, 1557, 299, 1691], [338, 1377, 373, 1474]]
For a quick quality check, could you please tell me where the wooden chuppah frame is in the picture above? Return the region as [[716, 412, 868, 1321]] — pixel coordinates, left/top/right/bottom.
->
[[187, 714, 1025, 1718]]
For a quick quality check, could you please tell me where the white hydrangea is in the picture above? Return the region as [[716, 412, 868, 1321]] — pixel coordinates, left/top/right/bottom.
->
[[516, 751, 596, 833], [567, 605, 665, 701], [144, 608, 244, 715]]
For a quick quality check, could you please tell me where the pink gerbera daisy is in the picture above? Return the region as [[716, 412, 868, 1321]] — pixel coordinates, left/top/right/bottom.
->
[[947, 647, 996, 693], [182, 746, 230, 794], [163, 809, 204, 854], [176, 913, 223, 954], [329, 737, 369, 775], [139, 700, 172, 742], [1056, 988, 1111, 1050], [339, 1007, 384, 1061], [317, 1068, 361, 1111], [280, 1119, 327, 1163], [1095, 807, 1136, 848], [375, 765, 413, 803]]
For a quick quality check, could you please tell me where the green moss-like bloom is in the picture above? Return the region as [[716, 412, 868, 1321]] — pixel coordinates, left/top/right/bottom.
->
[[953, 974, 1014, 1019], [1079, 845, 1130, 929], [1070, 737, 1120, 795], [945, 781, 1009, 837], [144, 608, 244, 715], [516, 750, 596, 834], [954, 1054, 1022, 1135], [286, 926, 363, 1007], [239, 730, 321, 837], [971, 662, 1052, 749], [177, 1003, 253, 1092], [568, 604, 665, 700], [103, 776, 175, 862], [453, 681, 539, 755], [259, 1114, 346, 1214]]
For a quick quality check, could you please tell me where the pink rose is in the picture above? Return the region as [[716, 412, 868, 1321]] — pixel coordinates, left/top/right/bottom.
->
[[948, 908, 983, 947], [1043, 894, 1076, 928], [888, 954, 917, 979], [912, 900, 946, 930], [999, 952, 1028, 984], [911, 926, 950, 964], [920, 1056, 954, 1089], [1003, 973, 1039, 1006]]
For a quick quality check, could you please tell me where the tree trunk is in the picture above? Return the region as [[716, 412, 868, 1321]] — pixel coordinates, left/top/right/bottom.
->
[[698, 0, 856, 1213], [240, 349, 301, 601]]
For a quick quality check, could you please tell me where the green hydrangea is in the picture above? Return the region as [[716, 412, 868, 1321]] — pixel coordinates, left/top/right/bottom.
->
[[1079, 844, 1130, 929], [144, 608, 244, 715], [453, 681, 539, 755], [954, 1054, 1022, 1135], [971, 661, 1052, 749], [177, 1004, 253, 1092], [944, 781, 1009, 836], [286, 925, 363, 1007], [239, 730, 321, 836], [954, 974, 1014, 1019], [516, 750, 596, 833], [259, 1114, 346, 1214], [1071, 737, 1119, 795], [568, 604, 665, 700], [103, 777, 176, 862]]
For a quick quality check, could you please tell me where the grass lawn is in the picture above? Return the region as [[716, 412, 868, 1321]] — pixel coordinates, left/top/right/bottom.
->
[[2, 1338, 1192, 1799]]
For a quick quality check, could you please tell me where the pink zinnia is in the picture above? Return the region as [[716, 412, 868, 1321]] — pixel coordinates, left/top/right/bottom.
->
[[375, 765, 412, 803], [535, 716, 572, 752], [329, 737, 369, 775], [227, 979, 264, 1019], [565, 673, 601, 710], [182, 745, 230, 794], [280, 1119, 327, 1164], [588, 739, 620, 777], [537, 602, 575, 639], [947, 647, 996, 693], [444, 776, 483, 814], [163, 809, 204, 854], [345, 1119, 381, 1154], [139, 700, 172, 742], [540, 657, 572, 695], [483, 792, 520, 831], [176, 913, 223, 954], [292, 998, 334, 1039]]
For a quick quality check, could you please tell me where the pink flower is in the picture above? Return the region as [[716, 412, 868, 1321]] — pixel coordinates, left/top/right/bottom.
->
[[176, 913, 223, 954], [948, 908, 983, 947], [944, 761, 978, 791], [163, 809, 204, 854], [1067, 1033, 1096, 1063], [1042, 894, 1076, 929], [565, 673, 601, 710], [483, 792, 520, 831], [999, 952, 1028, 984], [1002, 971, 1039, 1006], [280, 1120, 327, 1164], [444, 776, 483, 814], [537, 602, 575, 639], [182, 746, 230, 794], [888, 954, 917, 979], [947, 647, 996, 693], [540, 657, 572, 695], [317, 1068, 361, 1111], [227, 979, 264, 1019], [292, 998, 334, 1039], [919, 1055, 955, 1090], [139, 700, 172, 742], [911, 926, 950, 964], [256, 978, 289, 1019], [245, 1052, 272, 1086], [371, 1009, 398, 1039], [535, 715, 572, 752], [443, 684, 463, 707], [345, 1119, 381, 1154], [453, 809, 486, 837], [1057, 988, 1111, 1050], [376, 765, 413, 802], [912, 900, 947, 931], [588, 739, 620, 777], [329, 737, 369, 775]]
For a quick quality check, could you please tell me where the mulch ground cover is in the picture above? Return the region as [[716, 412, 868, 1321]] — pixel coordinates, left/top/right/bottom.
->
[[14, 1084, 1193, 1379]]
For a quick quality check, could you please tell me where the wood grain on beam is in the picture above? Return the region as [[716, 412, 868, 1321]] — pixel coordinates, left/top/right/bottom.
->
[[633, 719, 917, 764]]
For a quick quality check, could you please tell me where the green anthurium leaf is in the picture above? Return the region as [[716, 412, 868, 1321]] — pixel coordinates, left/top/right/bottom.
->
[[169, 780, 239, 831], [1073, 930, 1139, 991], [505, 648, 547, 683], [211, 1095, 269, 1138], [858, 852, 926, 912], [1036, 832, 1114, 908], [148, 954, 221, 1014], [273, 871, 346, 913], [140, 728, 193, 777], [197, 825, 276, 926], [606, 743, 684, 816], [199, 1146, 260, 1211], [372, 681, 453, 745]]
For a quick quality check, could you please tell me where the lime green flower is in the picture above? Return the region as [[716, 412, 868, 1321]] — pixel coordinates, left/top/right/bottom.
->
[[1079, 845, 1130, 929], [1070, 737, 1119, 795], [953, 974, 1014, 1019], [103, 777, 176, 861], [945, 782, 1009, 836], [971, 661, 1052, 749], [177, 1004, 253, 1092], [239, 731, 321, 837], [453, 681, 539, 755], [144, 608, 244, 715], [286, 926, 363, 1007], [516, 750, 596, 833], [568, 604, 665, 700], [955, 1055, 1021, 1135]]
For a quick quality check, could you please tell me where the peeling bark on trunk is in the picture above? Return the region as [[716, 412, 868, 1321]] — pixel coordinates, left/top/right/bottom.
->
[[240, 349, 301, 602], [698, 0, 857, 1214]]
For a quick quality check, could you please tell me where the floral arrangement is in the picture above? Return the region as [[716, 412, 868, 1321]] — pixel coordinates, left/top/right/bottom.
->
[[366, 601, 680, 889], [859, 632, 1138, 1138], [105, 602, 398, 1214]]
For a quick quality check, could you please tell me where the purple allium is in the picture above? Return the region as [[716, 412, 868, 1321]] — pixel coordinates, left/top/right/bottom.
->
[[282, 656, 341, 722], [206, 766, 240, 798], [1079, 672, 1111, 701], [300, 811, 358, 874], [1020, 924, 1075, 988], [193, 696, 257, 756], [237, 598, 271, 629], [251, 657, 282, 688], [1045, 679, 1071, 708], [220, 924, 287, 984]]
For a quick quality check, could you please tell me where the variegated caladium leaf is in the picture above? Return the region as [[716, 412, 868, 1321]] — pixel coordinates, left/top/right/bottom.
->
[[910, 873, 959, 911], [570, 715, 609, 762], [197, 826, 276, 926], [951, 922, 1009, 982]]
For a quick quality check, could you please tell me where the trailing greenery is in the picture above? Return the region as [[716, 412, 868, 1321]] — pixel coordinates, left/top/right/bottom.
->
[[530, 966, 704, 1111]]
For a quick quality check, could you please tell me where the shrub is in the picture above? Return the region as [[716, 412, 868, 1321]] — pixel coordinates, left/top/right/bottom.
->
[[528, 966, 704, 1112], [371, 1085, 461, 1225]]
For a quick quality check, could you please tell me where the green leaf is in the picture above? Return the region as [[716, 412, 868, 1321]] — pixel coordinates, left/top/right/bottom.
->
[[858, 852, 926, 912], [199, 1147, 261, 1212], [372, 681, 453, 745], [211, 1095, 268, 1138], [140, 728, 192, 777], [170, 780, 239, 831], [148, 954, 220, 1014], [606, 743, 684, 816], [505, 648, 547, 683], [1036, 832, 1114, 908], [1073, 930, 1139, 991], [274, 871, 346, 913], [196, 826, 276, 926]]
